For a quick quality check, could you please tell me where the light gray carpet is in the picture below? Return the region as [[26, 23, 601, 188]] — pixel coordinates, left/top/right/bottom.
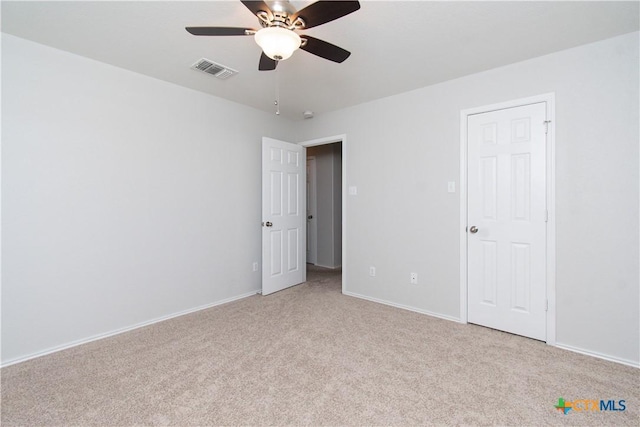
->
[[2, 265, 638, 426]]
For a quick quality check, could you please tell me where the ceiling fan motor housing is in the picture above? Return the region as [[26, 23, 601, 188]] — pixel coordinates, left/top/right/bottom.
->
[[265, 1, 302, 27]]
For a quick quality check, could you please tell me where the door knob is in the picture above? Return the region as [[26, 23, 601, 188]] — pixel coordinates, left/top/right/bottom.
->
[[265, 221, 273, 227], [469, 226, 478, 234], [307, 215, 313, 219]]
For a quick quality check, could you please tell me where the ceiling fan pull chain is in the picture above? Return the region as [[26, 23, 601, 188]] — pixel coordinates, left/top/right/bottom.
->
[[274, 65, 280, 115]]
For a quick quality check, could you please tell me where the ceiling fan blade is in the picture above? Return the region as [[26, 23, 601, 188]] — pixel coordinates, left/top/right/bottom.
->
[[259, 52, 277, 71], [291, 1, 360, 29], [186, 27, 254, 36], [300, 36, 351, 63], [241, 1, 273, 20]]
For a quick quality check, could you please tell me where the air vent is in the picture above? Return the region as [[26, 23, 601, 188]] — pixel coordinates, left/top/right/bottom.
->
[[191, 58, 238, 80]]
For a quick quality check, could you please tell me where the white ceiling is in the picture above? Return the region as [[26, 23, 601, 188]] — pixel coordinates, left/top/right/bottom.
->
[[2, 1, 639, 120]]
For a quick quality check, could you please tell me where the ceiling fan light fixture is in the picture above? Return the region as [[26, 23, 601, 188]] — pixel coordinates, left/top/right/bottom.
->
[[254, 27, 301, 61]]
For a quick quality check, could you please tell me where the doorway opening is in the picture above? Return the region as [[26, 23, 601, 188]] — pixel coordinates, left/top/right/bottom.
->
[[261, 134, 346, 296], [300, 136, 345, 292]]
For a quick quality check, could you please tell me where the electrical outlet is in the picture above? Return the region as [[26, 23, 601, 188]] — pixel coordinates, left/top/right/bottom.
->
[[253, 262, 259, 272], [410, 272, 418, 284], [369, 266, 376, 277]]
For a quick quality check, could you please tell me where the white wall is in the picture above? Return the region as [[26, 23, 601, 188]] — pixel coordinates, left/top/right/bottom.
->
[[294, 32, 640, 365], [332, 143, 342, 267], [1, 34, 296, 364], [307, 143, 342, 268], [3, 31, 638, 367]]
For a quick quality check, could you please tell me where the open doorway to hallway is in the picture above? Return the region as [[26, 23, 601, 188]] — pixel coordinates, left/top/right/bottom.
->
[[306, 142, 342, 285]]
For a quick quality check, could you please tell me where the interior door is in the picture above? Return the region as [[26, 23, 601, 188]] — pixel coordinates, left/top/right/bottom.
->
[[467, 102, 547, 341], [306, 157, 318, 265], [262, 137, 306, 295]]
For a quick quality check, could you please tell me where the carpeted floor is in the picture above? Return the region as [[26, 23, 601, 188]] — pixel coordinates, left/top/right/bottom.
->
[[2, 265, 638, 426]]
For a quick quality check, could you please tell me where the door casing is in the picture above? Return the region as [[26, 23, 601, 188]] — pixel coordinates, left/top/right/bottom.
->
[[306, 156, 318, 265], [459, 94, 556, 345]]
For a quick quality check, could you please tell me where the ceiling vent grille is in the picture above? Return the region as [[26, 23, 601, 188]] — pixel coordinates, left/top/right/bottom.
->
[[191, 58, 238, 79]]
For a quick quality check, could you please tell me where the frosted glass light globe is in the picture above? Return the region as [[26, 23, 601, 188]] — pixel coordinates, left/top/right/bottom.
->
[[255, 27, 301, 61]]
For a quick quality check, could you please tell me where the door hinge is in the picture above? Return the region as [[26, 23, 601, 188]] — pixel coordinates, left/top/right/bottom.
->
[[545, 299, 549, 312], [545, 209, 549, 223], [543, 120, 551, 134]]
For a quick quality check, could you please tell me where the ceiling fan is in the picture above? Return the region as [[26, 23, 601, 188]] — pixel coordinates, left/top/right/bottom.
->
[[186, 0, 360, 71]]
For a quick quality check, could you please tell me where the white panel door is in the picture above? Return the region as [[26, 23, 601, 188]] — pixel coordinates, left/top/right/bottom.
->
[[306, 157, 318, 265], [467, 102, 547, 340], [262, 137, 306, 295]]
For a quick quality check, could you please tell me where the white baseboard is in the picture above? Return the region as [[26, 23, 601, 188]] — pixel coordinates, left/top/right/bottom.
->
[[1, 290, 259, 368], [342, 291, 460, 323], [314, 263, 342, 269], [554, 342, 639, 368]]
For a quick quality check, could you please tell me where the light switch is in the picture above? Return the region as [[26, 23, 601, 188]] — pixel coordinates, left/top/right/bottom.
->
[[447, 182, 456, 193], [348, 186, 358, 196]]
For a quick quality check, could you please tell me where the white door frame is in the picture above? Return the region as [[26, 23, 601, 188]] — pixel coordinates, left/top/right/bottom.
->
[[306, 156, 318, 265], [298, 134, 346, 293], [459, 94, 556, 345]]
